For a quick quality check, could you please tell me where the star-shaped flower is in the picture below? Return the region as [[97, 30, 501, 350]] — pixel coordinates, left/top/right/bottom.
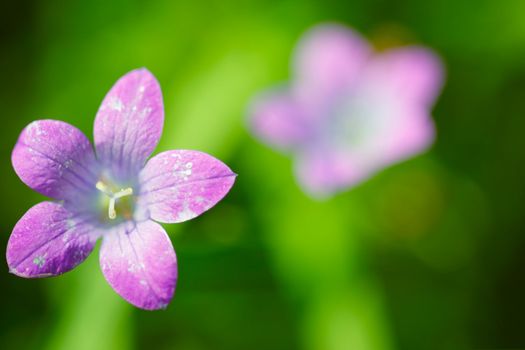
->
[[250, 24, 444, 198], [7, 68, 236, 310]]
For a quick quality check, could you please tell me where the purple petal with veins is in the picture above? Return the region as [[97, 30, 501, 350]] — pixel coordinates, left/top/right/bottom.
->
[[7, 201, 98, 278], [94, 68, 164, 182], [11, 120, 98, 200], [138, 150, 236, 223], [100, 221, 177, 310]]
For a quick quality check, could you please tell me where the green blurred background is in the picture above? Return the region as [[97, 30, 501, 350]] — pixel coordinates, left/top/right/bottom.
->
[[1, 0, 525, 349]]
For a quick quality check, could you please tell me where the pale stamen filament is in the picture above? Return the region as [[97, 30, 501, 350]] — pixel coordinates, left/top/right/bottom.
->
[[108, 197, 117, 219], [96, 181, 111, 196], [114, 187, 133, 199], [96, 181, 134, 220]]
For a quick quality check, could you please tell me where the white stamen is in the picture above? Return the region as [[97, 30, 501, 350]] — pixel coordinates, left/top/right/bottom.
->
[[96, 181, 134, 220], [108, 197, 117, 219], [114, 187, 133, 199], [96, 181, 111, 195]]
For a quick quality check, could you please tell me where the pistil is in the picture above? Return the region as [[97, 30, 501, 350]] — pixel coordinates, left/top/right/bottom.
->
[[96, 181, 134, 220]]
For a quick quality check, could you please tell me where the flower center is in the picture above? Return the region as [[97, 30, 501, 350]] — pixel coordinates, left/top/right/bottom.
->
[[95, 181, 134, 220]]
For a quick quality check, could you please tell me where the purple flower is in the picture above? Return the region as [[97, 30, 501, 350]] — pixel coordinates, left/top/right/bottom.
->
[[7, 68, 236, 310], [250, 24, 444, 198]]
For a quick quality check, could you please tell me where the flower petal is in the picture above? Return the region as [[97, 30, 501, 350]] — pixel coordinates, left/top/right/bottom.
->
[[335, 47, 442, 165], [11, 120, 99, 199], [293, 24, 371, 113], [293, 48, 443, 197], [99, 221, 177, 310], [294, 147, 368, 198], [6, 201, 98, 278], [137, 150, 236, 223], [94, 68, 164, 182], [363, 47, 444, 107], [249, 91, 312, 150]]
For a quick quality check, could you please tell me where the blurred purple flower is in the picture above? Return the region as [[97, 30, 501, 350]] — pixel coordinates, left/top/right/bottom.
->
[[7, 68, 236, 310], [250, 24, 444, 198]]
